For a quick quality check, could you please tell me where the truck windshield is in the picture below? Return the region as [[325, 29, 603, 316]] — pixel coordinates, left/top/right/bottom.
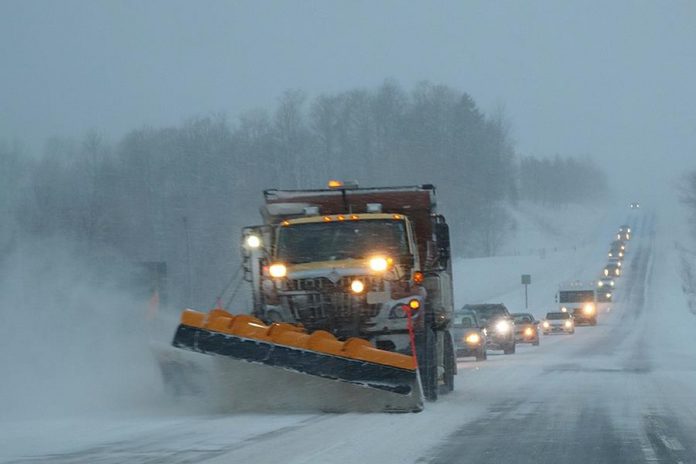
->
[[275, 220, 409, 264], [559, 290, 595, 303]]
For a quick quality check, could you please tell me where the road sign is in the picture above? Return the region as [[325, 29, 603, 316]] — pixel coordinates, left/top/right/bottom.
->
[[521, 274, 531, 308]]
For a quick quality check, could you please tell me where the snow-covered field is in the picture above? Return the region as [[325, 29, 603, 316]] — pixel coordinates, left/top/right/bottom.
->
[[3, 200, 696, 463]]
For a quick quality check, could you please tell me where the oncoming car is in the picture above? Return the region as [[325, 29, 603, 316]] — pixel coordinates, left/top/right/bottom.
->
[[608, 245, 624, 259], [466, 304, 516, 354], [629, 201, 640, 209], [542, 312, 575, 335], [512, 313, 540, 346], [452, 310, 487, 361], [604, 263, 621, 278], [617, 230, 631, 241]]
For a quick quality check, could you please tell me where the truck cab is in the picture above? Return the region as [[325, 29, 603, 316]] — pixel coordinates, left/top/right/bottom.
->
[[241, 183, 456, 400]]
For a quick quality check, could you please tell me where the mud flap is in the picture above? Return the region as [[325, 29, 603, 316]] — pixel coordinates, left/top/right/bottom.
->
[[170, 309, 424, 413]]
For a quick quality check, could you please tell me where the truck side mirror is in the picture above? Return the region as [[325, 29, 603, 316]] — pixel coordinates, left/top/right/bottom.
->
[[434, 218, 451, 267]]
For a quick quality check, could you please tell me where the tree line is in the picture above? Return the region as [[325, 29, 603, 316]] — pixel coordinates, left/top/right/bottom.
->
[[0, 80, 607, 309]]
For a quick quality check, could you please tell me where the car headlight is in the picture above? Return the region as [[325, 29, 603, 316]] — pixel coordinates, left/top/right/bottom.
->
[[465, 333, 481, 345], [583, 303, 595, 315], [495, 320, 511, 334], [524, 327, 533, 336], [610, 281, 615, 287], [598, 281, 604, 287], [564, 320, 573, 328], [542, 321, 550, 328], [269, 263, 287, 278], [561, 306, 568, 312]]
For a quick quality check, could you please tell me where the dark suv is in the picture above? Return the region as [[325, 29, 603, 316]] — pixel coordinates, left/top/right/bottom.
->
[[464, 304, 516, 354]]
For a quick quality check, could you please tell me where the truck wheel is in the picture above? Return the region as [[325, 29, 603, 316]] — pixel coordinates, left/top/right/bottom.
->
[[475, 347, 487, 361], [503, 342, 516, 354], [417, 327, 438, 402], [440, 331, 455, 394], [590, 318, 597, 326], [533, 338, 540, 346]]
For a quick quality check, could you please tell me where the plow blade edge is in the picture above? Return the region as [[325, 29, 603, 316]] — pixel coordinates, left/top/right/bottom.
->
[[171, 309, 423, 413]]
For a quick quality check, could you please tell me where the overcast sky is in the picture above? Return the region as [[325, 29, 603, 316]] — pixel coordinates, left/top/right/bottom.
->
[[1, 0, 695, 193]]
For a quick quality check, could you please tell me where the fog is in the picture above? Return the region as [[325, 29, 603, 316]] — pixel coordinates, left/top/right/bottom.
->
[[2, 1, 696, 190], [2, 3, 696, 459], [0, 239, 163, 419]]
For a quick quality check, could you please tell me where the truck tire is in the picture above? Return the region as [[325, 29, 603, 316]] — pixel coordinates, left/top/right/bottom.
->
[[590, 318, 597, 326], [417, 327, 438, 402], [475, 347, 487, 361], [503, 341, 516, 354], [440, 331, 455, 394]]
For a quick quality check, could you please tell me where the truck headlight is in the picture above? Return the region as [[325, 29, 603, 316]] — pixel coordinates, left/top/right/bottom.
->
[[564, 320, 572, 328], [350, 279, 364, 293], [245, 235, 262, 249], [369, 256, 390, 272], [583, 303, 595, 315], [269, 263, 287, 278], [542, 321, 550, 328]]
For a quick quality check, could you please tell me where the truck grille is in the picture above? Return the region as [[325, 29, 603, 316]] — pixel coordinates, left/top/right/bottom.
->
[[285, 276, 385, 293], [280, 276, 386, 332]]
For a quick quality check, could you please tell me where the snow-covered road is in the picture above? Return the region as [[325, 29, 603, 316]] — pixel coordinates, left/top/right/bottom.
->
[[4, 208, 696, 463]]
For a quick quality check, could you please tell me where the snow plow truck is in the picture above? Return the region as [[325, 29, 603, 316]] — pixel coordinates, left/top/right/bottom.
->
[[170, 182, 456, 412]]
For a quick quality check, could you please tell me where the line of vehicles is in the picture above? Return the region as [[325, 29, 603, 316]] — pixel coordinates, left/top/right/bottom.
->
[[451, 222, 634, 360]]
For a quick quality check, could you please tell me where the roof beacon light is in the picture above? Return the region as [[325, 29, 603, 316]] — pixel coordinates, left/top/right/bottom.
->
[[328, 180, 359, 189], [328, 180, 343, 188]]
